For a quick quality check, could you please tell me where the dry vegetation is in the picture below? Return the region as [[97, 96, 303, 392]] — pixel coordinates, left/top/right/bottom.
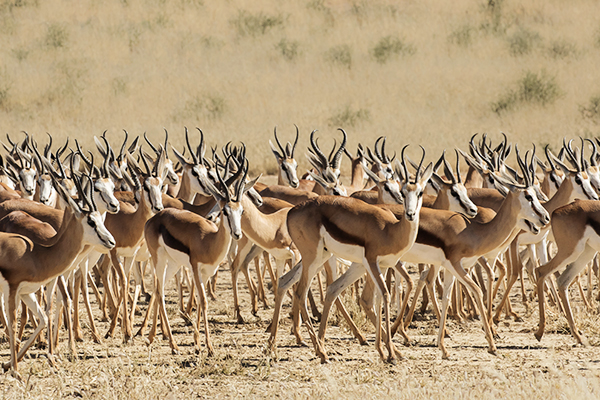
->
[[1, 0, 600, 173], [2, 0, 600, 397], [1, 261, 600, 399]]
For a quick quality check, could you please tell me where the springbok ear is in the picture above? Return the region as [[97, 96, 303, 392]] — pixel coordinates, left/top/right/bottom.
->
[[362, 163, 381, 184], [308, 170, 330, 189], [418, 162, 434, 185], [430, 173, 447, 189], [457, 148, 485, 174], [170, 144, 191, 168], [94, 136, 108, 158], [550, 153, 575, 175], [244, 174, 261, 193], [156, 146, 167, 181], [488, 172, 519, 193], [269, 140, 283, 160], [52, 174, 82, 218], [125, 152, 144, 178]]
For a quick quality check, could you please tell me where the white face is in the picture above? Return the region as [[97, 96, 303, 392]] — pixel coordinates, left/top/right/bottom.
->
[[143, 176, 165, 214], [401, 182, 425, 222], [19, 168, 37, 197], [447, 183, 478, 217], [38, 175, 55, 206], [188, 164, 212, 197], [568, 171, 599, 201], [380, 179, 403, 205], [517, 187, 550, 229], [585, 166, 600, 195], [163, 159, 179, 186], [94, 178, 120, 214], [83, 210, 116, 249], [222, 202, 244, 241], [547, 170, 565, 197], [280, 158, 299, 188]]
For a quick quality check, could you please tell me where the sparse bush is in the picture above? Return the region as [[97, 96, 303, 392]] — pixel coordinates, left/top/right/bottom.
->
[[493, 71, 561, 114], [595, 25, 600, 48], [111, 77, 127, 96], [325, 45, 352, 69], [371, 35, 415, 63], [231, 10, 284, 37], [11, 46, 29, 61], [580, 95, 600, 122], [0, 0, 38, 13], [0, 68, 11, 110], [174, 94, 227, 122], [507, 28, 540, 56], [276, 38, 300, 61], [45, 23, 68, 49], [548, 40, 577, 59], [328, 105, 370, 127], [448, 25, 475, 47]]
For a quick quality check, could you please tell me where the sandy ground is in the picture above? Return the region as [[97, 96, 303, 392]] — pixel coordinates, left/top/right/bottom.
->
[[1, 258, 600, 399]]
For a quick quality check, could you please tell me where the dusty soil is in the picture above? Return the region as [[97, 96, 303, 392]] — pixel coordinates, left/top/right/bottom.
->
[[1, 261, 600, 399]]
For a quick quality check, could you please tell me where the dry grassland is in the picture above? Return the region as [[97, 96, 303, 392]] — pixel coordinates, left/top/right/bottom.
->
[[0, 262, 600, 399], [1, 0, 600, 173]]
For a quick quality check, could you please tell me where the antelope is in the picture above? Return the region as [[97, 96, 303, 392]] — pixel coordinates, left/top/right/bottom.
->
[[102, 148, 166, 342], [492, 142, 599, 324], [268, 146, 433, 364], [270, 126, 300, 188], [534, 199, 600, 346], [142, 157, 253, 354], [0, 173, 115, 375], [144, 130, 180, 189]]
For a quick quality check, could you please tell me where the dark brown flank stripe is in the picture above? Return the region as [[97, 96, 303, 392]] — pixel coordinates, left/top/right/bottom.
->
[[587, 217, 600, 237], [159, 224, 190, 255], [416, 228, 446, 254], [321, 216, 365, 247]]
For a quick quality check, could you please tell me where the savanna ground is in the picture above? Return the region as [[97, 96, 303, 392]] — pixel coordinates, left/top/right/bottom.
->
[[1, 247, 600, 399], [2, 0, 600, 398]]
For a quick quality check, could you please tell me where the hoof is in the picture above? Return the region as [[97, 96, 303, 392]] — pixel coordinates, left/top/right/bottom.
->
[[171, 348, 180, 355], [488, 348, 498, 356], [387, 356, 398, 365], [320, 357, 330, 364], [514, 316, 523, 323], [296, 340, 309, 347], [534, 331, 543, 342]]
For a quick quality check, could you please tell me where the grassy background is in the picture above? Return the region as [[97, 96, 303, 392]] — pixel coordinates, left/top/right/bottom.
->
[[1, 0, 600, 175]]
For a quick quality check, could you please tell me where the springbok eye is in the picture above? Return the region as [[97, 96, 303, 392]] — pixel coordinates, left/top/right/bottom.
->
[[88, 218, 96, 228], [417, 191, 423, 198], [575, 176, 582, 185], [550, 176, 555, 182], [450, 189, 458, 198], [525, 194, 533, 202]]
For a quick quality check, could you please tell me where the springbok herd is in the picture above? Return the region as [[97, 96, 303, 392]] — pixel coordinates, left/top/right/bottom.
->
[[0, 127, 600, 377]]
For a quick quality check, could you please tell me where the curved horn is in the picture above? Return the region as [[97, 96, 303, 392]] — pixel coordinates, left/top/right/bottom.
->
[[400, 145, 410, 183], [291, 124, 299, 157], [119, 130, 129, 161], [144, 132, 159, 155], [331, 128, 347, 169], [163, 128, 169, 158], [196, 127, 205, 161], [586, 138, 598, 167], [441, 150, 456, 184], [184, 127, 198, 165], [139, 148, 151, 176], [416, 145, 426, 182], [454, 149, 462, 183], [310, 130, 328, 170], [374, 136, 385, 162], [545, 144, 557, 171], [273, 127, 286, 157]]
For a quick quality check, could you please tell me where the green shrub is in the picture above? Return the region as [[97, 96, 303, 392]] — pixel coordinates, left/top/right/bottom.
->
[[276, 38, 300, 61], [231, 10, 284, 37], [492, 70, 561, 114], [45, 23, 68, 49], [325, 45, 352, 69], [371, 36, 415, 63], [507, 28, 540, 56], [174, 94, 227, 122], [328, 105, 370, 127]]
